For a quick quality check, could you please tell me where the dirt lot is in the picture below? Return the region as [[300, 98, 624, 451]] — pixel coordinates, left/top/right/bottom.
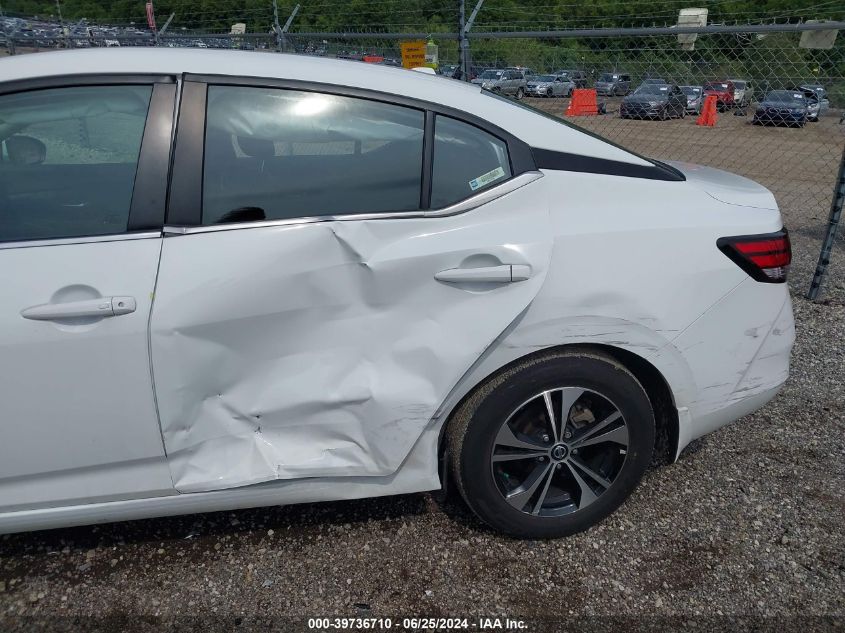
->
[[1, 94, 844, 633], [527, 96, 844, 234]]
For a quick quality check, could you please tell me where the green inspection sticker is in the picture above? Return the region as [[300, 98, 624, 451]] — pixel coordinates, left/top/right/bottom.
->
[[469, 166, 506, 191]]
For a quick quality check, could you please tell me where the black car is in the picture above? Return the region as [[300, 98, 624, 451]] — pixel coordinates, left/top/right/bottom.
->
[[635, 78, 667, 92], [620, 83, 687, 120], [752, 90, 810, 127]]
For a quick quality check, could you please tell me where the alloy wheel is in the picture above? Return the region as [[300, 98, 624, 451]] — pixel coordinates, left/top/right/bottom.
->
[[490, 387, 629, 517]]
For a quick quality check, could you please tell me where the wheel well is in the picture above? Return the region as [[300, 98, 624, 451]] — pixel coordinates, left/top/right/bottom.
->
[[438, 344, 679, 477]]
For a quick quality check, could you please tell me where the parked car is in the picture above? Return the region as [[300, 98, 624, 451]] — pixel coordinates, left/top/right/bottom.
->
[[799, 84, 829, 118], [594, 72, 632, 96], [555, 69, 588, 88], [0, 49, 793, 538], [703, 80, 736, 111], [526, 74, 574, 98], [506, 66, 535, 80], [474, 68, 527, 99], [636, 78, 667, 91], [620, 83, 688, 120], [752, 89, 811, 127], [679, 85, 704, 113], [786, 86, 823, 122], [728, 79, 753, 107]]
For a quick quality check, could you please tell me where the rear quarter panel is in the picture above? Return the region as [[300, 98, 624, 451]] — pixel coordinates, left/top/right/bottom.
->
[[441, 170, 786, 416]]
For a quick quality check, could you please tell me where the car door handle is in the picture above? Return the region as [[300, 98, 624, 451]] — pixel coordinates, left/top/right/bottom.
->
[[435, 265, 532, 284], [21, 296, 137, 321]]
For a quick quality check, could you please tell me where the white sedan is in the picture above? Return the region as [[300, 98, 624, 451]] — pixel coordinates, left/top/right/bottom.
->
[[0, 49, 793, 538]]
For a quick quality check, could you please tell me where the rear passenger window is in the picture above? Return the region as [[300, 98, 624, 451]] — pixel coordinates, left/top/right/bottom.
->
[[202, 86, 425, 224], [0, 85, 152, 242], [430, 115, 512, 209]]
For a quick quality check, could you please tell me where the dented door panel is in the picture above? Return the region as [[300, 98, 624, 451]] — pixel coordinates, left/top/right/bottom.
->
[[151, 181, 552, 492]]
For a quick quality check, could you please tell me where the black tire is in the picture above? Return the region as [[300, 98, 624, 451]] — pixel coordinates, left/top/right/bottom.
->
[[515, 87, 525, 100], [447, 350, 655, 539], [546, 88, 553, 98]]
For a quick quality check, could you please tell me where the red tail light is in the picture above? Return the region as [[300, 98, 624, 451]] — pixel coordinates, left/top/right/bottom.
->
[[717, 229, 791, 283]]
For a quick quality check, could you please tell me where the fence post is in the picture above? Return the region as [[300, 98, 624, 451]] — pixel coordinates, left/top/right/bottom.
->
[[807, 144, 845, 300]]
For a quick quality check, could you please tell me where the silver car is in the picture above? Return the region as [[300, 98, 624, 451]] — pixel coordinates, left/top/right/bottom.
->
[[728, 79, 754, 107], [800, 84, 830, 117], [473, 68, 527, 99], [595, 72, 632, 96], [680, 85, 704, 113], [526, 74, 574, 98]]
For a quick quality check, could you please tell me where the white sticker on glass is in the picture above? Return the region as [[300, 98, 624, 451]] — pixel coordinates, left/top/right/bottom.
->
[[469, 166, 506, 191]]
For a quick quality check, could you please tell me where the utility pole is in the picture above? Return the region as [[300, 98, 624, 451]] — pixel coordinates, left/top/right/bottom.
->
[[156, 12, 174, 46], [280, 3, 300, 53], [272, 0, 282, 51], [464, 0, 484, 73], [458, 0, 467, 80], [55, 0, 69, 48], [459, 0, 484, 81]]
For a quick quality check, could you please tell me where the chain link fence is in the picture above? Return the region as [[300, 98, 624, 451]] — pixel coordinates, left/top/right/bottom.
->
[[1, 20, 843, 298], [463, 29, 845, 300]]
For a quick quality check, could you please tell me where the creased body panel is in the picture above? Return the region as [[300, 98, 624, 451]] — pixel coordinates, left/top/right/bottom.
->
[[654, 279, 793, 451], [151, 182, 552, 492]]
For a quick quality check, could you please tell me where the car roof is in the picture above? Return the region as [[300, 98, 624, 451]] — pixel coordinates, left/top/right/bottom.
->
[[0, 49, 650, 166]]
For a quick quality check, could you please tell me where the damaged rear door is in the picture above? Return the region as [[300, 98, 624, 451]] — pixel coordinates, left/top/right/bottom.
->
[[151, 78, 552, 492]]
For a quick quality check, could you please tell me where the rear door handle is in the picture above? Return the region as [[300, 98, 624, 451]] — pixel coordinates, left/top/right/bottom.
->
[[21, 296, 137, 321], [435, 265, 532, 284]]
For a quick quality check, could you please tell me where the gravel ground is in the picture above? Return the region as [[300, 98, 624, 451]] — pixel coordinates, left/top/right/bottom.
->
[[1, 98, 844, 633]]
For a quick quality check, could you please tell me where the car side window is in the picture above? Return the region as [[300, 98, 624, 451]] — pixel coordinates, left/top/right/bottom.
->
[[202, 86, 425, 224], [0, 85, 152, 242], [430, 115, 512, 209]]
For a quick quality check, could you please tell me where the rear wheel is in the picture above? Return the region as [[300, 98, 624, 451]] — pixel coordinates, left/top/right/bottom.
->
[[515, 87, 525, 100], [448, 351, 655, 539]]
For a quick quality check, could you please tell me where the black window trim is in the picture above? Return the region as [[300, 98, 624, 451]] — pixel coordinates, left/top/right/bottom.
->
[[0, 73, 177, 244], [167, 73, 538, 227]]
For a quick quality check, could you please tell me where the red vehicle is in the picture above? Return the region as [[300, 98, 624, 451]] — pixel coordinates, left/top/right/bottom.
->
[[703, 80, 736, 111]]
